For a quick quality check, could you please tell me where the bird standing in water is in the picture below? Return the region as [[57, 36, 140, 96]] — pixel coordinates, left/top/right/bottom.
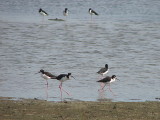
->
[[88, 8, 98, 20], [97, 64, 109, 77], [63, 8, 69, 20], [97, 75, 118, 95], [39, 8, 48, 23], [38, 69, 56, 86], [53, 73, 75, 101]]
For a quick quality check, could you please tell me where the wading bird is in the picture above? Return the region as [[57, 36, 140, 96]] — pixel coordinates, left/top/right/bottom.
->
[[97, 75, 118, 95], [88, 8, 98, 20]]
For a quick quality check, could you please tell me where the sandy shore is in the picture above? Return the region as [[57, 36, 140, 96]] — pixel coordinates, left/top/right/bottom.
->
[[0, 97, 159, 120]]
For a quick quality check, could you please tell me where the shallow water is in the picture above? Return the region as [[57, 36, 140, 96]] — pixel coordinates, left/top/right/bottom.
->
[[0, 0, 160, 102]]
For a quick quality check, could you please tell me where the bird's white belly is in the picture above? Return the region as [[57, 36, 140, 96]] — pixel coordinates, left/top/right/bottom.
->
[[102, 69, 109, 76], [42, 74, 50, 80], [63, 12, 68, 16], [60, 76, 70, 82], [40, 12, 47, 16], [110, 78, 116, 83]]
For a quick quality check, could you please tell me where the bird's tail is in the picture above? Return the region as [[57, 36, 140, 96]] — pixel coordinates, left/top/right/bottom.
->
[[95, 12, 98, 15], [51, 76, 57, 79]]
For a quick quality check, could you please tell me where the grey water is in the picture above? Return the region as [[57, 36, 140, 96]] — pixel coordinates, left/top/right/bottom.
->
[[0, 0, 160, 102]]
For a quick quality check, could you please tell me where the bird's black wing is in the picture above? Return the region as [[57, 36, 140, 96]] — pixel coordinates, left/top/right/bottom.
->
[[56, 74, 67, 80], [39, 8, 47, 15], [97, 76, 110, 82], [97, 67, 106, 74], [43, 10, 48, 15], [44, 72, 57, 79], [92, 10, 98, 15]]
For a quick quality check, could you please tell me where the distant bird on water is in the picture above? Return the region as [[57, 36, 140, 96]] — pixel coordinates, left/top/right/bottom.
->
[[38, 69, 56, 85], [63, 8, 69, 20], [39, 8, 48, 16], [52, 73, 75, 100], [88, 8, 98, 20], [63, 8, 69, 16], [97, 75, 118, 95], [39, 8, 48, 22], [97, 64, 109, 76]]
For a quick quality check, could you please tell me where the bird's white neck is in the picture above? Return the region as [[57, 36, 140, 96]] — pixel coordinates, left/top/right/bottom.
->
[[110, 78, 116, 83]]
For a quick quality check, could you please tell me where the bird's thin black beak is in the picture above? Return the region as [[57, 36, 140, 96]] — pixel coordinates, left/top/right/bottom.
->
[[71, 76, 76, 80], [35, 71, 40, 74], [116, 78, 120, 81]]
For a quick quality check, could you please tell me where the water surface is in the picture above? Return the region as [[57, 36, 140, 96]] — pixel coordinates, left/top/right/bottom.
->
[[0, 0, 160, 102]]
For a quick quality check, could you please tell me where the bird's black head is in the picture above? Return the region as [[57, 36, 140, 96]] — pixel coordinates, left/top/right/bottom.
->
[[89, 8, 92, 11], [39, 8, 42, 12], [105, 64, 108, 68], [65, 8, 68, 10], [68, 73, 71, 76], [112, 75, 116, 79], [39, 69, 44, 73], [68, 73, 76, 80]]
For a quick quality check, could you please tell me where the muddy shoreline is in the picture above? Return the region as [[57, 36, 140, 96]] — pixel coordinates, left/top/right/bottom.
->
[[0, 97, 159, 120]]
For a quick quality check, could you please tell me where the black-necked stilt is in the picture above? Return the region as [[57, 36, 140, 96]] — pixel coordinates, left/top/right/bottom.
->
[[38, 69, 56, 85], [97, 75, 118, 95], [63, 8, 69, 20], [97, 64, 109, 76], [39, 8, 48, 22], [88, 8, 98, 20], [39, 8, 48, 16], [53, 73, 75, 100], [63, 8, 69, 16]]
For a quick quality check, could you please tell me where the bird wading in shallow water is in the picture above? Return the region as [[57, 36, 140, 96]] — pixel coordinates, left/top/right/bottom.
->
[[63, 8, 69, 16], [38, 69, 56, 86], [52, 73, 75, 101], [39, 8, 48, 23], [97, 64, 109, 77], [97, 75, 119, 96], [88, 8, 98, 20], [63, 8, 69, 20]]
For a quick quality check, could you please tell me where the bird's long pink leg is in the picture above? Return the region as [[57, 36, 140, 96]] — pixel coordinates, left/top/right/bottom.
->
[[60, 82, 70, 96], [108, 84, 115, 96], [61, 87, 70, 96], [59, 82, 63, 101], [59, 82, 71, 101], [98, 83, 106, 91], [45, 79, 48, 86], [101, 83, 107, 90], [98, 83, 103, 91], [45, 84, 48, 99], [42, 16, 44, 24], [98, 74, 104, 80]]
